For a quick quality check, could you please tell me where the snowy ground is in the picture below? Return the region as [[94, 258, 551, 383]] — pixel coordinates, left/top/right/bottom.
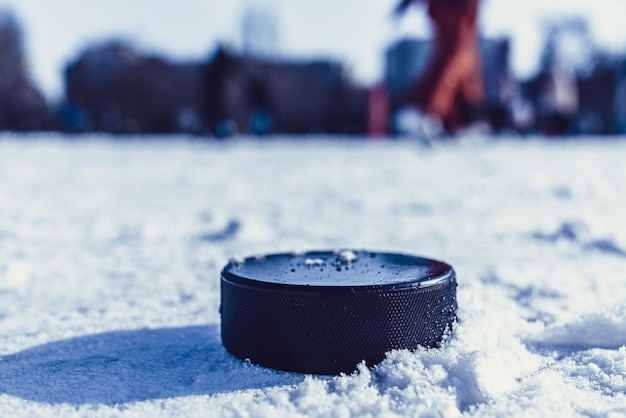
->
[[1, 134, 626, 417]]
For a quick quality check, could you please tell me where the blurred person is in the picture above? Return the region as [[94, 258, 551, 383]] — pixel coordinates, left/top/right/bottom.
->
[[538, 65, 579, 135], [394, 0, 484, 134], [202, 46, 238, 137], [247, 74, 272, 136], [509, 96, 536, 135]]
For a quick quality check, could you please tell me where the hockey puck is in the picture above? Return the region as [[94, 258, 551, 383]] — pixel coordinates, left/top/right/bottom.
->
[[220, 250, 457, 375]]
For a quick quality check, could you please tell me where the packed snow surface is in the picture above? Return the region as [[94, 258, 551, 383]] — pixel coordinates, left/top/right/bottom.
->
[[1, 134, 626, 417]]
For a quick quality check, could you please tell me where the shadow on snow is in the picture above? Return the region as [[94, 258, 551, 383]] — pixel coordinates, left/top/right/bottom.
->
[[0, 325, 303, 405]]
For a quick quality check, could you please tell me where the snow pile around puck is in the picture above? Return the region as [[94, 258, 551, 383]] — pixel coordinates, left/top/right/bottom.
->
[[530, 303, 626, 350], [1, 135, 626, 417]]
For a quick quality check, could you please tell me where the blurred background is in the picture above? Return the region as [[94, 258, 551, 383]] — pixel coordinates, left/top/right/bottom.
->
[[1, 0, 626, 137]]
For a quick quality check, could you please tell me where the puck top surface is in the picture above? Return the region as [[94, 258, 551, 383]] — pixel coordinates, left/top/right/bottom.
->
[[222, 250, 453, 289]]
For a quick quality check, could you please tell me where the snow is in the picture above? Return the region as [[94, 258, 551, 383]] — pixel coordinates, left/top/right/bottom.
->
[[1, 134, 626, 417], [305, 258, 326, 267], [335, 250, 358, 265]]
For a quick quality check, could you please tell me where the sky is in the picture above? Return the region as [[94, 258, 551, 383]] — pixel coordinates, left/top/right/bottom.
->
[[1, 0, 626, 101]]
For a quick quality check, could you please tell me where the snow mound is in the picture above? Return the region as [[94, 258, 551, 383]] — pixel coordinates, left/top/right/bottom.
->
[[531, 303, 626, 350]]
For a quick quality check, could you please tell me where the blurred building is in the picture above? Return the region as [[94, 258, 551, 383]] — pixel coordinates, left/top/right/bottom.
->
[[616, 62, 626, 134], [241, 5, 280, 59], [63, 41, 203, 134], [385, 39, 431, 115], [0, 11, 52, 131], [63, 42, 367, 136], [199, 46, 368, 136], [575, 59, 626, 135]]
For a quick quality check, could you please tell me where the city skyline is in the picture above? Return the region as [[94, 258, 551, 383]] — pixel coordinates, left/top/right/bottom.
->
[[1, 0, 626, 100]]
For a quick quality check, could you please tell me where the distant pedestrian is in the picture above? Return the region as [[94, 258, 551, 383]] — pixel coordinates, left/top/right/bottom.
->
[[202, 46, 237, 137], [394, 0, 484, 134], [538, 66, 579, 135]]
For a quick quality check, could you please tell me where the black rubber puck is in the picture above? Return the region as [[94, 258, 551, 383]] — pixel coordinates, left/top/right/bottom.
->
[[220, 250, 457, 375]]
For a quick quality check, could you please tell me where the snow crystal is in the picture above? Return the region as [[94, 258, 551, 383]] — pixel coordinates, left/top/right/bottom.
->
[[304, 258, 325, 267], [335, 249, 358, 264], [228, 255, 245, 268]]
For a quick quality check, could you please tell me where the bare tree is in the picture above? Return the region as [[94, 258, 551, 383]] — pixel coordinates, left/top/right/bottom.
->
[[540, 16, 594, 75], [0, 10, 51, 131]]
